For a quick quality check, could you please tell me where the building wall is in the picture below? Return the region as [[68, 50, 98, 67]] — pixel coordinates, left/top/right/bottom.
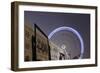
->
[[49, 41, 60, 60], [36, 26, 50, 61], [24, 23, 71, 61], [24, 24, 35, 61], [49, 41, 71, 60]]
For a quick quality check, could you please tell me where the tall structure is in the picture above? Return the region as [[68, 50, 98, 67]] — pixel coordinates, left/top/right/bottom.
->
[[61, 45, 70, 59], [24, 23, 35, 61], [49, 42, 71, 60], [24, 23, 51, 61], [24, 23, 71, 61], [49, 41, 60, 60], [35, 24, 51, 61]]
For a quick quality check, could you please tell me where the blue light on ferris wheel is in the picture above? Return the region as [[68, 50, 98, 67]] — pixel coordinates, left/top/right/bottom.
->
[[48, 26, 84, 59]]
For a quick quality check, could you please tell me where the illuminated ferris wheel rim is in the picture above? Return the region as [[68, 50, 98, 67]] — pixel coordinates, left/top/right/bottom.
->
[[48, 26, 84, 59]]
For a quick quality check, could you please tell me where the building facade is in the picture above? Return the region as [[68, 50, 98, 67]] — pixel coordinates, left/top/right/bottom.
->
[[49, 41, 60, 60], [49, 41, 71, 60], [24, 23, 71, 61], [24, 24, 35, 61], [35, 24, 50, 61]]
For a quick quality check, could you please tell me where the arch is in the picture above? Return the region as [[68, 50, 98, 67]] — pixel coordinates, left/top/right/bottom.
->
[[48, 26, 84, 59]]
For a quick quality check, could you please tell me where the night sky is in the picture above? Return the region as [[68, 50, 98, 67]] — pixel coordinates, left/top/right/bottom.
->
[[24, 11, 90, 59]]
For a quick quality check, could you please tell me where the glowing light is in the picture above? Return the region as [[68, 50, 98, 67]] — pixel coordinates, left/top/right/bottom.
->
[[48, 26, 84, 59], [61, 44, 66, 49]]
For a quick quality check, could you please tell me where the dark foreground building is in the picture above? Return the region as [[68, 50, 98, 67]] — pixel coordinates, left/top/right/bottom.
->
[[24, 23, 71, 61]]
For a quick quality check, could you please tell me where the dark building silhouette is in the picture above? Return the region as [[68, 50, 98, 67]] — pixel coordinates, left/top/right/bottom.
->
[[24, 23, 72, 61]]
